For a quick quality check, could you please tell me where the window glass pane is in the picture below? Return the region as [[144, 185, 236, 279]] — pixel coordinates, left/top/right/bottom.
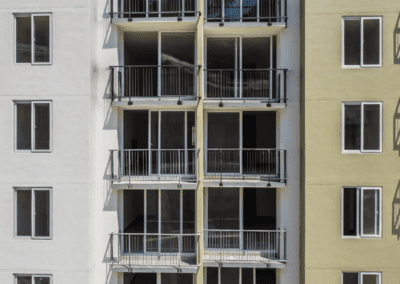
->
[[161, 274, 193, 284], [242, 37, 271, 69], [344, 20, 361, 65], [34, 190, 50, 237], [207, 267, 219, 284], [208, 188, 239, 229], [33, 16, 50, 63], [183, 190, 195, 233], [161, 112, 185, 149], [208, 113, 239, 148], [17, 103, 32, 150], [161, 190, 180, 234], [242, 268, 253, 284], [362, 189, 379, 235], [16, 276, 32, 284], [342, 273, 358, 284], [16, 17, 31, 63], [147, 190, 158, 233], [124, 273, 157, 284], [363, 104, 380, 151], [362, 274, 379, 284], [363, 19, 380, 65], [34, 103, 50, 150], [17, 190, 32, 236], [34, 277, 50, 284], [207, 38, 236, 69], [344, 105, 361, 150], [343, 188, 358, 236], [221, 268, 239, 284]]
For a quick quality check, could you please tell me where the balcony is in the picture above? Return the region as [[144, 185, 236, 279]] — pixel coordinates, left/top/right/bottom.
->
[[204, 68, 287, 108], [109, 232, 199, 273], [204, 149, 286, 187], [204, 0, 287, 32], [109, 149, 198, 189], [203, 229, 286, 267], [109, 0, 200, 29]]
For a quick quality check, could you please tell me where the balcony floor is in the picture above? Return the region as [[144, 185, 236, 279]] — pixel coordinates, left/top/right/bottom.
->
[[203, 259, 285, 268], [203, 99, 285, 110], [112, 17, 198, 31], [203, 179, 285, 188], [112, 264, 198, 273], [111, 97, 198, 108], [204, 23, 286, 36], [111, 179, 198, 190]]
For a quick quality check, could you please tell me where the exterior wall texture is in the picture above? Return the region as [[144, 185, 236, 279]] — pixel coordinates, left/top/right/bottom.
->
[[303, 0, 400, 283]]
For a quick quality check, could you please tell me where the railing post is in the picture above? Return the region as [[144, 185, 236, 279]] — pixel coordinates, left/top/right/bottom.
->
[[178, 66, 182, 105], [110, 234, 114, 264], [219, 150, 223, 186], [111, 67, 114, 101], [267, 150, 271, 187], [110, 150, 114, 182], [219, 70, 223, 107], [284, 69, 287, 104], [110, 0, 114, 22], [280, 231, 285, 260]]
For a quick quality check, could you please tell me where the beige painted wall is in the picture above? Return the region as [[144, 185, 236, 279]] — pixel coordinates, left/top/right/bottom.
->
[[303, 0, 400, 282]]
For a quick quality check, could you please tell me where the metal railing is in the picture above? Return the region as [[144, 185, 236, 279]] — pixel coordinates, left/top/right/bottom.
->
[[205, 0, 287, 25], [204, 69, 287, 104], [109, 149, 197, 182], [203, 229, 286, 262], [109, 233, 199, 267], [110, 65, 199, 103], [204, 148, 287, 184], [110, 0, 200, 20]]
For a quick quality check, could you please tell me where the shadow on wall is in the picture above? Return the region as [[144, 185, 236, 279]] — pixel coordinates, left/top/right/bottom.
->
[[394, 98, 400, 153], [392, 180, 400, 240], [394, 13, 400, 64], [104, 0, 118, 49]]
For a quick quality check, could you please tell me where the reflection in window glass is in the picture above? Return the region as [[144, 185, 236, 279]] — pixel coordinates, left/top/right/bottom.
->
[[362, 189, 379, 236], [363, 19, 380, 65], [363, 104, 380, 150], [344, 105, 361, 150], [16, 17, 31, 63], [344, 20, 361, 65], [17, 103, 32, 150], [34, 103, 50, 150], [34, 190, 50, 237], [208, 188, 239, 229], [17, 190, 32, 236], [34, 16, 50, 63]]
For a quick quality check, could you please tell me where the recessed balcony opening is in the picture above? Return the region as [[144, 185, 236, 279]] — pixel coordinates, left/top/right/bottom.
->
[[207, 267, 276, 283], [124, 273, 194, 284], [110, 110, 196, 183], [111, 32, 197, 102], [110, 189, 197, 268], [204, 187, 285, 264], [113, 0, 197, 19], [205, 37, 286, 104], [205, 111, 286, 184], [205, 0, 287, 25]]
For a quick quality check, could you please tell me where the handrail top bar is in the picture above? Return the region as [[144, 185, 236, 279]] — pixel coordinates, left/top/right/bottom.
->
[[203, 229, 286, 232], [111, 11, 201, 15], [110, 65, 201, 68], [204, 16, 288, 20], [205, 148, 287, 151], [110, 148, 198, 151], [204, 68, 287, 71], [110, 232, 201, 236]]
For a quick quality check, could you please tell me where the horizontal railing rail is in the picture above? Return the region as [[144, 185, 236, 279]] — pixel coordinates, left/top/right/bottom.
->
[[204, 148, 287, 184], [110, 65, 200, 103], [109, 232, 200, 267], [204, 68, 287, 104], [203, 229, 286, 262], [205, 0, 287, 25], [110, 0, 200, 20], [109, 149, 197, 183]]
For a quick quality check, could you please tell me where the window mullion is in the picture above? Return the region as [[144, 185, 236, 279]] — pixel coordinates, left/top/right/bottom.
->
[[360, 18, 364, 67], [31, 188, 35, 238], [31, 102, 35, 151], [31, 16, 35, 64], [357, 188, 360, 237], [360, 103, 365, 152]]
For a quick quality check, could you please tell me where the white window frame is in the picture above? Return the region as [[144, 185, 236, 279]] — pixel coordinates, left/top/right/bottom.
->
[[14, 187, 53, 240], [14, 13, 53, 65], [342, 187, 382, 239], [14, 274, 53, 284], [342, 17, 382, 68], [14, 100, 53, 153], [342, 102, 382, 154], [342, 272, 381, 284]]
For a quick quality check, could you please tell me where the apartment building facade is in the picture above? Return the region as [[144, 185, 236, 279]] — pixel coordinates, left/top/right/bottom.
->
[[301, 0, 400, 283]]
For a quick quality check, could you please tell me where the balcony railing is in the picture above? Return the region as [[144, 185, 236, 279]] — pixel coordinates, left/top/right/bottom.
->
[[204, 69, 287, 104], [204, 229, 286, 263], [110, 0, 200, 20], [109, 233, 199, 267], [110, 65, 199, 103], [205, 148, 287, 184], [205, 0, 287, 25], [109, 149, 197, 183]]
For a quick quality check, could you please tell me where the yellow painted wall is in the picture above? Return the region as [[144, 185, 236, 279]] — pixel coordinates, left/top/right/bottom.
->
[[303, 0, 400, 283]]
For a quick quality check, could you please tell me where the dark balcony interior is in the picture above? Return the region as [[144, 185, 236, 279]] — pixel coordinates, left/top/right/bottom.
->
[[206, 0, 282, 22], [206, 37, 283, 100], [124, 273, 193, 284], [208, 188, 276, 231], [207, 112, 277, 176], [116, 32, 196, 99], [117, 0, 197, 18], [207, 268, 276, 284], [121, 110, 195, 177]]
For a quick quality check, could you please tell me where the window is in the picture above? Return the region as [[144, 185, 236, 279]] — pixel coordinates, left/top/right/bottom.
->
[[343, 272, 381, 284], [15, 14, 52, 64], [15, 188, 52, 239], [342, 102, 382, 153], [15, 275, 52, 284], [15, 101, 52, 152], [342, 187, 381, 238], [342, 17, 382, 68]]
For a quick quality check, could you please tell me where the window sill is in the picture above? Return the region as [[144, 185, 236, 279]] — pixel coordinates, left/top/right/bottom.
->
[[342, 236, 382, 239], [342, 150, 382, 154], [342, 65, 382, 69]]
